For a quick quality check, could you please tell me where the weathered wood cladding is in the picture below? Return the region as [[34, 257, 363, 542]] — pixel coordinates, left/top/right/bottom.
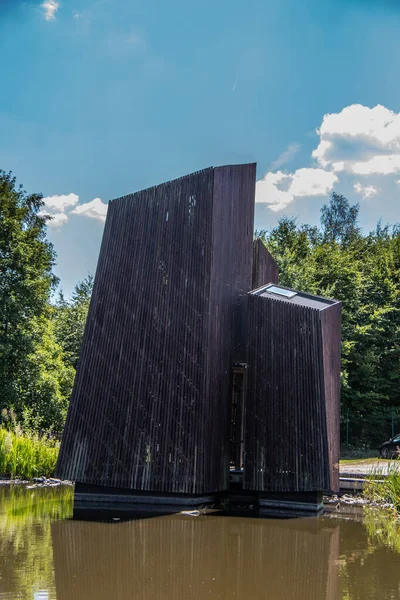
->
[[321, 302, 342, 491], [252, 239, 278, 289], [56, 164, 256, 494], [244, 290, 341, 492], [208, 165, 256, 484]]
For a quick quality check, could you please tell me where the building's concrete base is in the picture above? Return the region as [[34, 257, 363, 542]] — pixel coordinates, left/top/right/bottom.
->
[[258, 491, 323, 517], [73, 482, 325, 520], [227, 484, 323, 518], [73, 483, 221, 520]]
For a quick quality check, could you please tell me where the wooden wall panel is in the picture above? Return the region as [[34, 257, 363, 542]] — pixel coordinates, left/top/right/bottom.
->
[[56, 165, 256, 494], [244, 291, 341, 492], [207, 164, 256, 486], [252, 239, 278, 289], [321, 302, 342, 491]]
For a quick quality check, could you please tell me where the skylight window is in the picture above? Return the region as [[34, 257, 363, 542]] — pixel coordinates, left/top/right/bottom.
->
[[266, 285, 297, 299]]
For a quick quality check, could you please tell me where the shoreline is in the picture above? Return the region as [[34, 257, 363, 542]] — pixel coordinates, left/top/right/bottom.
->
[[0, 481, 393, 510], [0, 477, 73, 487]]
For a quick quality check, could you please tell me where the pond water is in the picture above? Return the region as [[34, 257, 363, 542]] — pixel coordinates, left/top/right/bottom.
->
[[1, 485, 400, 599]]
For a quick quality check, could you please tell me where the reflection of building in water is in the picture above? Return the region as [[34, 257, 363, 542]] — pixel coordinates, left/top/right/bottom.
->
[[52, 516, 339, 600]]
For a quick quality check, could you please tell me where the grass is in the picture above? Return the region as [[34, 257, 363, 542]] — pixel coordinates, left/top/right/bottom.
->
[[363, 464, 400, 512], [0, 427, 60, 479], [361, 464, 400, 552], [340, 447, 379, 460]]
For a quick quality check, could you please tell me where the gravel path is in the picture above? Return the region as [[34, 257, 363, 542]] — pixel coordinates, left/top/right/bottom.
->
[[340, 460, 400, 476]]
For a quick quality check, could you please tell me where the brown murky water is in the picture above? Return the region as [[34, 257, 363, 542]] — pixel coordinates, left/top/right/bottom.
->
[[1, 485, 400, 599]]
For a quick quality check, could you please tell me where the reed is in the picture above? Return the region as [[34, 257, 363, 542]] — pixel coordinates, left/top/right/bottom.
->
[[363, 462, 400, 513], [361, 464, 400, 552], [0, 428, 59, 479]]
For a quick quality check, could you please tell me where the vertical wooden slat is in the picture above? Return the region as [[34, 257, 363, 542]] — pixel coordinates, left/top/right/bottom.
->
[[244, 289, 341, 492], [252, 239, 279, 289], [56, 164, 256, 494], [321, 303, 342, 491]]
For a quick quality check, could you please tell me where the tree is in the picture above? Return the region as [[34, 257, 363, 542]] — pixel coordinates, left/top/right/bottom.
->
[[0, 171, 57, 415], [321, 192, 360, 246], [16, 309, 75, 430], [257, 217, 316, 291], [55, 275, 93, 370], [0, 171, 75, 430]]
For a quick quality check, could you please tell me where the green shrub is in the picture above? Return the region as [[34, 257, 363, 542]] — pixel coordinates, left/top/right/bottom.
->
[[0, 428, 59, 479]]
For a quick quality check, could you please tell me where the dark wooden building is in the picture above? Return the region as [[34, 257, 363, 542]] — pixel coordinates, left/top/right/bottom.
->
[[244, 284, 341, 493], [56, 164, 256, 495], [252, 239, 278, 289]]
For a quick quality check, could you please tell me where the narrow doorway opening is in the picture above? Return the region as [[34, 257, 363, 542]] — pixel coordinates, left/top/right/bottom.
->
[[230, 364, 246, 470]]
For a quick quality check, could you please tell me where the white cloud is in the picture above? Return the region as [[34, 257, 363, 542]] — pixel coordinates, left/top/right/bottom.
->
[[256, 171, 294, 211], [352, 154, 400, 175], [40, 193, 78, 228], [312, 104, 400, 176], [42, 193, 79, 212], [332, 161, 345, 172], [258, 103, 400, 214], [290, 168, 338, 197], [317, 104, 400, 146], [270, 143, 301, 170], [41, 0, 59, 21], [71, 198, 108, 222], [256, 168, 337, 211], [354, 183, 378, 199], [311, 140, 332, 168], [40, 193, 107, 226], [47, 212, 69, 228]]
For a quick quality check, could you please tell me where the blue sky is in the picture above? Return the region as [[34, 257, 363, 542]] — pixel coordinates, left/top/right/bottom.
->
[[1, 0, 400, 296]]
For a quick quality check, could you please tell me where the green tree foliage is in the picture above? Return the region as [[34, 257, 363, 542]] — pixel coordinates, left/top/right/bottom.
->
[[0, 171, 74, 430], [55, 275, 93, 370], [17, 310, 75, 430], [320, 191, 360, 245], [257, 194, 400, 447]]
